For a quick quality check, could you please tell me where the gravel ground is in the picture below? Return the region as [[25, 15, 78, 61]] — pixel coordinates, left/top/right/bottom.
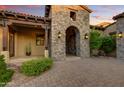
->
[[6, 57, 124, 87]]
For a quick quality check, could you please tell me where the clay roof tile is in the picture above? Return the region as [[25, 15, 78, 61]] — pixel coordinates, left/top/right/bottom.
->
[[113, 12, 124, 20]]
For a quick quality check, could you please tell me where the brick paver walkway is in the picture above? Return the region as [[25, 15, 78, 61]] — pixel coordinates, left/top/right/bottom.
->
[[6, 57, 124, 87]]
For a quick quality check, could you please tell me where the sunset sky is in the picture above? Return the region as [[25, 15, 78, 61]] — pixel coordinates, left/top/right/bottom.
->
[[0, 5, 124, 25]]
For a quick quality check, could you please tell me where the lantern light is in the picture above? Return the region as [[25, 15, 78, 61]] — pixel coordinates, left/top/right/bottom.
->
[[118, 32, 123, 38], [84, 33, 88, 39], [58, 31, 62, 38]]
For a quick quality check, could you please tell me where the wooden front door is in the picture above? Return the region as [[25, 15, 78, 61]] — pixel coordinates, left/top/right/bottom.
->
[[9, 32, 15, 57], [66, 29, 76, 56]]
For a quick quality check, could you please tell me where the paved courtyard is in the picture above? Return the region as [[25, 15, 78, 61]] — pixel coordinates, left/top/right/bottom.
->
[[6, 57, 124, 87]]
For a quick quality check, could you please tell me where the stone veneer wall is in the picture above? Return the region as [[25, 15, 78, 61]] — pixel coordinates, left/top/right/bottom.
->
[[50, 6, 90, 61], [116, 18, 124, 59], [104, 23, 116, 35]]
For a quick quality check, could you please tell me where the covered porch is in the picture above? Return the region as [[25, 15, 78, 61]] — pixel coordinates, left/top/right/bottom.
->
[[8, 23, 45, 57], [0, 10, 51, 62]]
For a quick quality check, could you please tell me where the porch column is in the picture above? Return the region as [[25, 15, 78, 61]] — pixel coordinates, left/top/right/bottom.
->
[[0, 19, 9, 62], [44, 24, 49, 57], [3, 27, 8, 51]]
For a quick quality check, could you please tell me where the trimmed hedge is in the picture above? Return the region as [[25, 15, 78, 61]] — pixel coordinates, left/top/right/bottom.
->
[[20, 58, 53, 76], [0, 55, 14, 87]]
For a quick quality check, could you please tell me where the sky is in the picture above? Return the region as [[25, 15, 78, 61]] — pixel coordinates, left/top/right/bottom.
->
[[89, 5, 124, 25], [0, 5, 124, 25]]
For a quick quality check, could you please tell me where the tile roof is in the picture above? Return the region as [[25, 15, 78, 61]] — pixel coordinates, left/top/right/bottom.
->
[[96, 22, 112, 28], [80, 5, 92, 13], [113, 12, 124, 20], [0, 10, 51, 23]]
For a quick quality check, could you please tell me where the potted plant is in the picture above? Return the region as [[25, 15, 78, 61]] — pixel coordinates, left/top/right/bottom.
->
[[25, 43, 31, 56]]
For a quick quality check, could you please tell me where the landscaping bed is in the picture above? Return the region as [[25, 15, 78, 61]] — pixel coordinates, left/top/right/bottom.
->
[[0, 55, 14, 87], [2, 57, 53, 86]]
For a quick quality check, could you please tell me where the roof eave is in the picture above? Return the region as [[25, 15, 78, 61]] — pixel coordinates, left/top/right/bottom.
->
[[80, 5, 92, 13], [113, 12, 124, 20]]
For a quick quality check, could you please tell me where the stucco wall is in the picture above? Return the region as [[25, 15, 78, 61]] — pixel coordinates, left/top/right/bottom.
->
[[116, 18, 124, 59], [0, 27, 3, 52], [50, 5, 90, 61], [15, 30, 45, 57]]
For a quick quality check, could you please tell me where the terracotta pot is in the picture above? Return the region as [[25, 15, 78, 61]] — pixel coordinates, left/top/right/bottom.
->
[[26, 52, 31, 56]]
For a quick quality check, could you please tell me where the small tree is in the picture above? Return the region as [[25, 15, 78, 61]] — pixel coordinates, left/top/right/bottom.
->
[[25, 43, 32, 56], [90, 31, 102, 49], [90, 30, 102, 56]]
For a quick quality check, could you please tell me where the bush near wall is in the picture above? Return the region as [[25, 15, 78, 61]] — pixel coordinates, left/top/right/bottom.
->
[[0, 55, 14, 87], [90, 30, 116, 56], [90, 31, 102, 49], [101, 36, 116, 54], [90, 30, 103, 56], [20, 58, 53, 76]]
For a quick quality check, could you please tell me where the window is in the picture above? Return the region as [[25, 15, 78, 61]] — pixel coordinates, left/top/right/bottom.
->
[[70, 11, 76, 21], [36, 34, 44, 46]]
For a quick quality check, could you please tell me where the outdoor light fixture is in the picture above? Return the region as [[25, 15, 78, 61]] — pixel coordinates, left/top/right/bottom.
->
[[84, 33, 88, 39], [118, 32, 123, 38], [58, 31, 62, 38]]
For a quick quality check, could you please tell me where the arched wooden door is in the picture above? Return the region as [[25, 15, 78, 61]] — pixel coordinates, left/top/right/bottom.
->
[[66, 26, 80, 56]]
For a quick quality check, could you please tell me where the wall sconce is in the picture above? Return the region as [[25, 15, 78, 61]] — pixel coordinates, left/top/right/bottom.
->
[[58, 31, 62, 38], [118, 32, 123, 38], [84, 33, 89, 39]]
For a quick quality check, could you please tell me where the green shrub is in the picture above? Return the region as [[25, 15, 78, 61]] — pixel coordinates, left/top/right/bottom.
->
[[0, 55, 6, 70], [90, 30, 103, 56], [0, 55, 14, 87], [0, 69, 14, 83], [101, 36, 116, 53], [90, 29, 116, 56], [20, 58, 53, 76], [90, 31, 102, 50], [40, 58, 53, 70]]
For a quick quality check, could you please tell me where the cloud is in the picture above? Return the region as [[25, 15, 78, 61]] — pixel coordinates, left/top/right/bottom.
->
[[0, 5, 42, 10], [0, 5, 8, 9], [100, 5, 116, 10], [91, 15, 113, 20], [92, 15, 102, 19], [26, 5, 41, 8], [0, 5, 17, 9], [92, 9, 100, 13]]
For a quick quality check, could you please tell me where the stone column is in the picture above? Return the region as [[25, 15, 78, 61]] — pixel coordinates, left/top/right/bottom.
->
[[44, 24, 49, 57]]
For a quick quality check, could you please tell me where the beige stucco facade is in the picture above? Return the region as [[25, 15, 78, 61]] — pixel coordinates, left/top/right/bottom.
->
[[0, 25, 45, 58], [14, 30, 45, 57]]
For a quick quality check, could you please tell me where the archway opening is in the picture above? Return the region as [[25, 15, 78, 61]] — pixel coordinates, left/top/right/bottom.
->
[[66, 26, 80, 56]]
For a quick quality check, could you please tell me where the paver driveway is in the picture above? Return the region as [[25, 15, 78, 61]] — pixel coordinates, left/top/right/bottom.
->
[[6, 57, 124, 87]]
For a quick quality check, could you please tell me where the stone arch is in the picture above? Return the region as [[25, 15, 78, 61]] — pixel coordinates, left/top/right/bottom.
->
[[66, 26, 80, 56]]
